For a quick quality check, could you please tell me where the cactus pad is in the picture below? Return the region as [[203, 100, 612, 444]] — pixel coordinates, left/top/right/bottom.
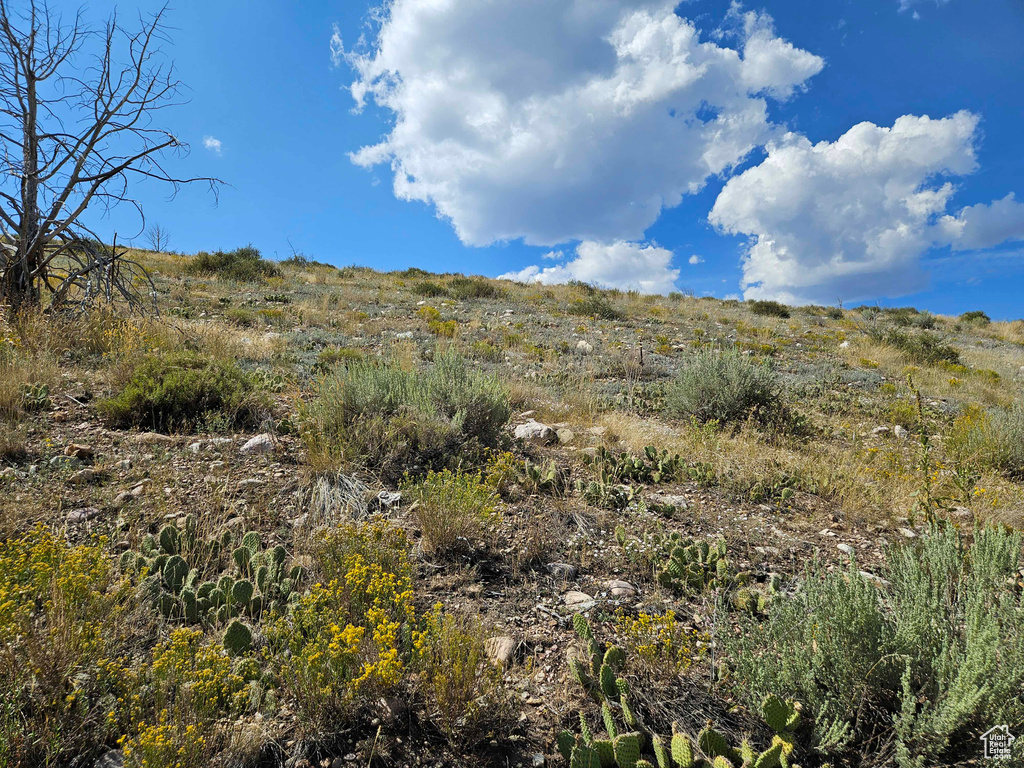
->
[[613, 732, 641, 768], [223, 619, 252, 655], [671, 732, 694, 768]]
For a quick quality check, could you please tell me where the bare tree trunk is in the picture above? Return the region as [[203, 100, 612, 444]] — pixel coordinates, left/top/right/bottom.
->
[[0, 1, 219, 316]]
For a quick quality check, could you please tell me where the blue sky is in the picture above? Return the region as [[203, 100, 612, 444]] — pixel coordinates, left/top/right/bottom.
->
[[69, 0, 1024, 317]]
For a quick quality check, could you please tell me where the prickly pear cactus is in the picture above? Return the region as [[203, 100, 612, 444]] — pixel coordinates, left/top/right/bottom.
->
[[698, 726, 732, 761], [671, 730, 695, 768], [573, 613, 595, 642], [761, 694, 801, 734], [613, 732, 641, 768], [223, 619, 252, 655]]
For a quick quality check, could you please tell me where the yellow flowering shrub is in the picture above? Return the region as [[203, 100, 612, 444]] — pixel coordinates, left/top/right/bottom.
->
[[614, 610, 707, 677], [412, 604, 502, 739], [122, 713, 209, 768], [0, 526, 129, 765], [150, 629, 248, 718], [402, 469, 499, 554], [274, 520, 414, 728]]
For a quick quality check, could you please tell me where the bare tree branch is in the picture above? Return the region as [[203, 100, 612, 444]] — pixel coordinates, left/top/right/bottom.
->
[[0, 0, 221, 315]]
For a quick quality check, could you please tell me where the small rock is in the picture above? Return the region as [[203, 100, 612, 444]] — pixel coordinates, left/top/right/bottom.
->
[[532, 754, 546, 768], [899, 527, 918, 539], [93, 749, 125, 768], [893, 425, 909, 440], [0, 467, 16, 480], [484, 635, 518, 666], [871, 426, 891, 437], [607, 579, 636, 598], [649, 493, 689, 510], [575, 340, 594, 355], [586, 426, 608, 437], [133, 432, 174, 446], [237, 479, 265, 491], [394, 331, 414, 339], [188, 441, 203, 454], [240, 433, 275, 455], [113, 491, 133, 508], [116, 459, 132, 470], [67, 506, 101, 524], [563, 590, 595, 610], [546, 562, 577, 579], [837, 543, 855, 556], [50, 454, 80, 469], [519, 410, 536, 418], [68, 468, 96, 485], [64, 443, 94, 460], [515, 420, 555, 444], [556, 427, 575, 444], [839, 341, 850, 349]]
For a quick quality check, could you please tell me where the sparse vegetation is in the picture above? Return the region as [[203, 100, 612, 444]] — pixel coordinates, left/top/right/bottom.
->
[[3, 246, 1024, 767]]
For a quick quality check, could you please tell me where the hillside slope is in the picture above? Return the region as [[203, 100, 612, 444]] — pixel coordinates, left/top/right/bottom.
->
[[1, 247, 1023, 767]]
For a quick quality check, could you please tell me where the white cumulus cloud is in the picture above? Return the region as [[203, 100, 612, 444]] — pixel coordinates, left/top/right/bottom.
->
[[341, 0, 823, 247], [203, 136, 223, 155], [938, 193, 1024, 251], [708, 111, 1024, 304], [688, 254, 704, 265], [498, 241, 680, 294]]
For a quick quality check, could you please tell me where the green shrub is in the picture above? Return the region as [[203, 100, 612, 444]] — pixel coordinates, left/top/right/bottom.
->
[[947, 403, 1024, 479], [725, 523, 1024, 767], [664, 347, 784, 426], [187, 245, 282, 282], [98, 351, 271, 432], [398, 267, 434, 278], [314, 346, 365, 372], [448, 276, 505, 300], [882, 329, 960, 366], [280, 254, 336, 270], [225, 307, 257, 327], [302, 349, 510, 480], [402, 469, 498, 554], [567, 295, 622, 320], [411, 280, 448, 298], [883, 307, 937, 329], [959, 310, 991, 325], [749, 299, 791, 318]]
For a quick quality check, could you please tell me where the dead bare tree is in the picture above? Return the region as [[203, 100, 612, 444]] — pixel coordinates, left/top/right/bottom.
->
[[0, 1, 218, 315], [145, 222, 169, 252]]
